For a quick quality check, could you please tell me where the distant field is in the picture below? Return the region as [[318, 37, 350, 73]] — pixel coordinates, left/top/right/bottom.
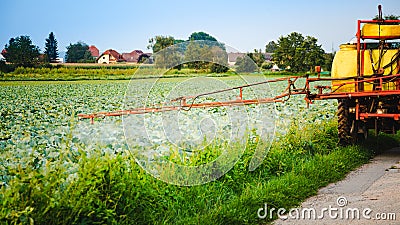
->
[[57, 63, 142, 67]]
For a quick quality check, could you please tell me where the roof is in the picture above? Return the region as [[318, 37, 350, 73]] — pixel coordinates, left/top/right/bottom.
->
[[228, 52, 246, 62], [121, 50, 144, 62], [264, 53, 273, 61], [89, 45, 100, 57], [98, 49, 125, 61]]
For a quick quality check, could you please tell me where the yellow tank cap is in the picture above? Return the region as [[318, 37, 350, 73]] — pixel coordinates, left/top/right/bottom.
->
[[361, 23, 400, 38], [339, 44, 357, 50]]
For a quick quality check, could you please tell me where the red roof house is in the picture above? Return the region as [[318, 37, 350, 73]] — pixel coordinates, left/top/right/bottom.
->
[[122, 50, 144, 63], [96, 49, 126, 64], [89, 45, 100, 58]]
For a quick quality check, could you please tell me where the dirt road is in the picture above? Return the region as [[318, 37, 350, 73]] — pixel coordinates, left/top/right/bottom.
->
[[273, 147, 400, 225]]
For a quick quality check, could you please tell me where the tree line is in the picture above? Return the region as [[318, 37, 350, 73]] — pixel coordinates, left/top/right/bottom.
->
[[2, 31, 334, 73], [265, 32, 332, 72], [147, 32, 229, 73], [1, 32, 96, 69]]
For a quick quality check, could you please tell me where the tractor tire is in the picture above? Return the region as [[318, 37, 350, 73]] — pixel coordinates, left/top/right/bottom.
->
[[338, 99, 354, 145]]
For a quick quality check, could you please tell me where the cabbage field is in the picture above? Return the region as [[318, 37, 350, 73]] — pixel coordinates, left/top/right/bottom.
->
[[1, 75, 360, 224], [0, 76, 336, 187]]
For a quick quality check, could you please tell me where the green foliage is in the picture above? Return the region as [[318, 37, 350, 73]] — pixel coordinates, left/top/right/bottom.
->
[[210, 63, 229, 73], [0, 61, 14, 74], [3, 36, 40, 67], [273, 32, 325, 72], [0, 79, 398, 224], [1, 114, 394, 224], [247, 49, 265, 72], [373, 14, 399, 20], [235, 56, 257, 73], [323, 52, 335, 71], [261, 61, 273, 70], [148, 36, 181, 69], [147, 35, 175, 54], [44, 32, 58, 63], [184, 41, 211, 69], [188, 32, 225, 50], [265, 41, 277, 53], [149, 32, 228, 72], [65, 42, 92, 63]]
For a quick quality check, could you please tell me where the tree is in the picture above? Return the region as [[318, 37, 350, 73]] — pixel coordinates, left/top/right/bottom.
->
[[247, 49, 265, 72], [65, 42, 92, 63], [148, 35, 175, 54], [272, 32, 325, 72], [184, 32, 228, 72], [373, 14, 399, 20], [323, 52, 335, 72], [302, 36, 325, 72], [3, 36, 40, 67], [265, 41, 277, 53], [148, 35, 182, 68], [184, 41, 212, 69], [209, 46, 229, 73], [235, 56, 257, 73], [44, 32, 58, 62], [188, 31, 225, 50]]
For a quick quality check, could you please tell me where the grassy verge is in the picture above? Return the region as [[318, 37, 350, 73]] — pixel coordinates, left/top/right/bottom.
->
[[0, 65, 302, 81], [1, 119, 398, 224]]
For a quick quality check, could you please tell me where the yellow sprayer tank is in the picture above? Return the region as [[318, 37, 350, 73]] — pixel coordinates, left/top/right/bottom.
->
[[331, 23, 400, 92]]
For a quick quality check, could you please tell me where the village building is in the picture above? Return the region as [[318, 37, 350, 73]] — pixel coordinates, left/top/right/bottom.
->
[[227, 52, 246, 66], [122, 50, 144, 63], [96, 49, 126, 64], [89, 45, 100, 59]]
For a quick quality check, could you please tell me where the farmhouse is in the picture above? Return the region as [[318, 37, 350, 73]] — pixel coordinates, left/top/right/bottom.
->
[[122, 50, 144, 63], [227, 52, 246, 66], [97, 49, 126, 64], [89, 45, 100, 58], [1, 49, 6, 61], [264, 53, 273, 62]]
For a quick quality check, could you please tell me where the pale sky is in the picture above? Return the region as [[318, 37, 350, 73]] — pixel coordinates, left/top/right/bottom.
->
[[1, 0, 399, 55]]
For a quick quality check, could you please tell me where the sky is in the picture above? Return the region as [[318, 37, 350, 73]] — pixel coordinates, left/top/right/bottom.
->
[[1, 0, 399, 55]]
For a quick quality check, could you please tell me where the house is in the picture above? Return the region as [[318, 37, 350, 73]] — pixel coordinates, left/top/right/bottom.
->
[[122, 50, 143, 63], [1, 49, 6, 61], [89, 45, 100, 58], [138, 53, 152, 64], [227, 52, 246, 66], [96, 49, 126, 64], [56, 57, 64, 63], [271, 64, 281, 71], [264, 53, 273, 62]]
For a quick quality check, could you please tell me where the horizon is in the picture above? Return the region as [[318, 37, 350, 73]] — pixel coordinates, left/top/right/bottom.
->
[[2, 0, 399, 55]]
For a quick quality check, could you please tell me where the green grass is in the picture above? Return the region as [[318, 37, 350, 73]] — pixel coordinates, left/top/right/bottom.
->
[[1, 118, 398, 224], [0, 65, 301, 81]]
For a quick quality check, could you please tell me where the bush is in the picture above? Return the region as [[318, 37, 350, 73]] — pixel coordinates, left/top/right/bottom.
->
[[0, 61, 14, 73], [235, 56, 257, 73], [210, 63, 229, 73]]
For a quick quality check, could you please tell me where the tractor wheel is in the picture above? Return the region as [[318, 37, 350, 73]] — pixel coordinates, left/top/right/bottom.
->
[[338, 99, 354, 145]]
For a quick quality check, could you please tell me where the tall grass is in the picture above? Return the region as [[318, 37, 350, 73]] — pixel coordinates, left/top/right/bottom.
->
[[0, 119, 398, 224]]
